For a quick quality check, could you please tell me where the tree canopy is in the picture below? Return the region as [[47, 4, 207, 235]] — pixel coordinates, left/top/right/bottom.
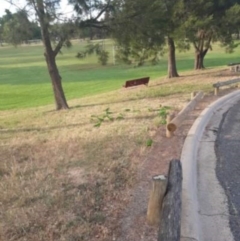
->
[[3, 0, 240, 106], [178, 0, 240, 69], [108, 0, 188, 77], [0, 9, 41, 45], [106, 0, 240, 74]]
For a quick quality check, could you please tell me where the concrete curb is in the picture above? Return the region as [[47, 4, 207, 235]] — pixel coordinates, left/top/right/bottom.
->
[[180, 90, 240, 241]]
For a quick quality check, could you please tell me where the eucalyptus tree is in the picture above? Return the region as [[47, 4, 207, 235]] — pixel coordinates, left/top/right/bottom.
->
[[69, 0, 111, 33], [0, 9, 41, 45], [0, 9, 14, 45], [2, 10, 33, 45], [110, 0, 166, 66], [181, 0, 240, 69], [109, 0, 187, 78], [6, 0, 77, 110], [31, 0, 77, 110]]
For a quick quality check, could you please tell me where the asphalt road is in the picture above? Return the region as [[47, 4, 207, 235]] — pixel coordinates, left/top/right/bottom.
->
[[216, 100, 240, 241]]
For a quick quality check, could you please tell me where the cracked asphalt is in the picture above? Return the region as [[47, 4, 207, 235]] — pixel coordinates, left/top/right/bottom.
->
[[216, 100, 240, 241]]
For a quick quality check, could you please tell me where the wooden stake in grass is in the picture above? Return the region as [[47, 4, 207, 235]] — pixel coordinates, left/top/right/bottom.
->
[[214, 87, 219, 96], [166, 91, 203, 135], [191, 91, 196, 100], [166, 114, 173, 138], [147, 175, 167, 226]]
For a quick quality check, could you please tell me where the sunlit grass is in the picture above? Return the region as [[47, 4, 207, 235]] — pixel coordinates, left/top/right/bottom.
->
[[0, 39, 240, 110], [1, 61, 240, 240]]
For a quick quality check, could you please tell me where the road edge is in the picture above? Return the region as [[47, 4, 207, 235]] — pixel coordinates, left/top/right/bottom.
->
[[180, 90, 240, 241]]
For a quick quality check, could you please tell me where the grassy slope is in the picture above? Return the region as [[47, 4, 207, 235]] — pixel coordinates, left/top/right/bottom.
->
[[1, 63, 240, 239], [1, 40, 240, 110]]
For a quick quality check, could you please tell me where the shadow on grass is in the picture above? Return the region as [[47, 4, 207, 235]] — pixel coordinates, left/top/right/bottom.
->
[[43, 98, 141, 113], [0, 122, 89, 134], [177, 67, 232, 77], [0, 114, 159, 134], [70, 91, 184, 110], [71, 98, 140, 110]]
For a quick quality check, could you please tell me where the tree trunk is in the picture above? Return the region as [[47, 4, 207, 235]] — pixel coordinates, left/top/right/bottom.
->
[[167, 37, 179, 78], [194, 49, 208, 70], [36, 0, 69, 110], [44, 52, 69, 110]]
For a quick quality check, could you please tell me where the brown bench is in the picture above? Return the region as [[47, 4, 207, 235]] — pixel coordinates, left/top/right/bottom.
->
[[123, 77, 150, 88]]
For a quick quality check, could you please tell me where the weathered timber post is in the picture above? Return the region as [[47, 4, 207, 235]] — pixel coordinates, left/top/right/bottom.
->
[[166, 114, 174, 138], [166, 92, 203, 136], [214, 87, 219, 96], [147, 175, 167, 226], [213, 79, 240, 95], [158, 159, 182, 241], [191, 92, 196, 100]]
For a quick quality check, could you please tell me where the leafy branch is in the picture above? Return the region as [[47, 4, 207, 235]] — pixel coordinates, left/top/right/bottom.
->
[[76, 41, 109, 65], [91, 108, 124, 127], [148, 106, 171, 124]]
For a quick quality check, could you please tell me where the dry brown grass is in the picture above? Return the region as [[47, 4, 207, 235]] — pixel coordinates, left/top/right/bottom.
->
[[0, 67, 239, 241]]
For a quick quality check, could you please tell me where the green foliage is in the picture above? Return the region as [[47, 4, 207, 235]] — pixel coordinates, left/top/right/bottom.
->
[[148, 106, 171, 124], [91, 105, 170, 128], [76, 41, 110, 65], [116, 44, 162, 67], [110, 0, 166, 66], [116, 113, 124, 120], [158, 106, 171, 125], [91, 108, 124, 127], [0, 9, 42, 45], [146, 139, 153, 147], [225, 3, 240, 26], [70, 0, 111, 40], [30, 22, 42, 39], [98, 50, 109, 65], [180, 0, 240, 60], [76, 51, 86, 58], [51, 21, 76, 50], [115, 46, 132, 65], [1, 10, 35, 45], [110, 0, 240, 70]]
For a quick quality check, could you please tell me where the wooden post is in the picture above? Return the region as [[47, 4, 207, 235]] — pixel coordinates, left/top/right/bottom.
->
[[166, 91, 203, 134], [166, 114, 173, 138], [214, 87, 219, 96], [190, 92, 196, 100], [158, 159, 182, 241], [147, 175, 167, 226]]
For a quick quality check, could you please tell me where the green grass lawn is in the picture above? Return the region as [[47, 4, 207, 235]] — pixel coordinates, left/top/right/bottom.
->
[[0, 39, 240, 110]]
